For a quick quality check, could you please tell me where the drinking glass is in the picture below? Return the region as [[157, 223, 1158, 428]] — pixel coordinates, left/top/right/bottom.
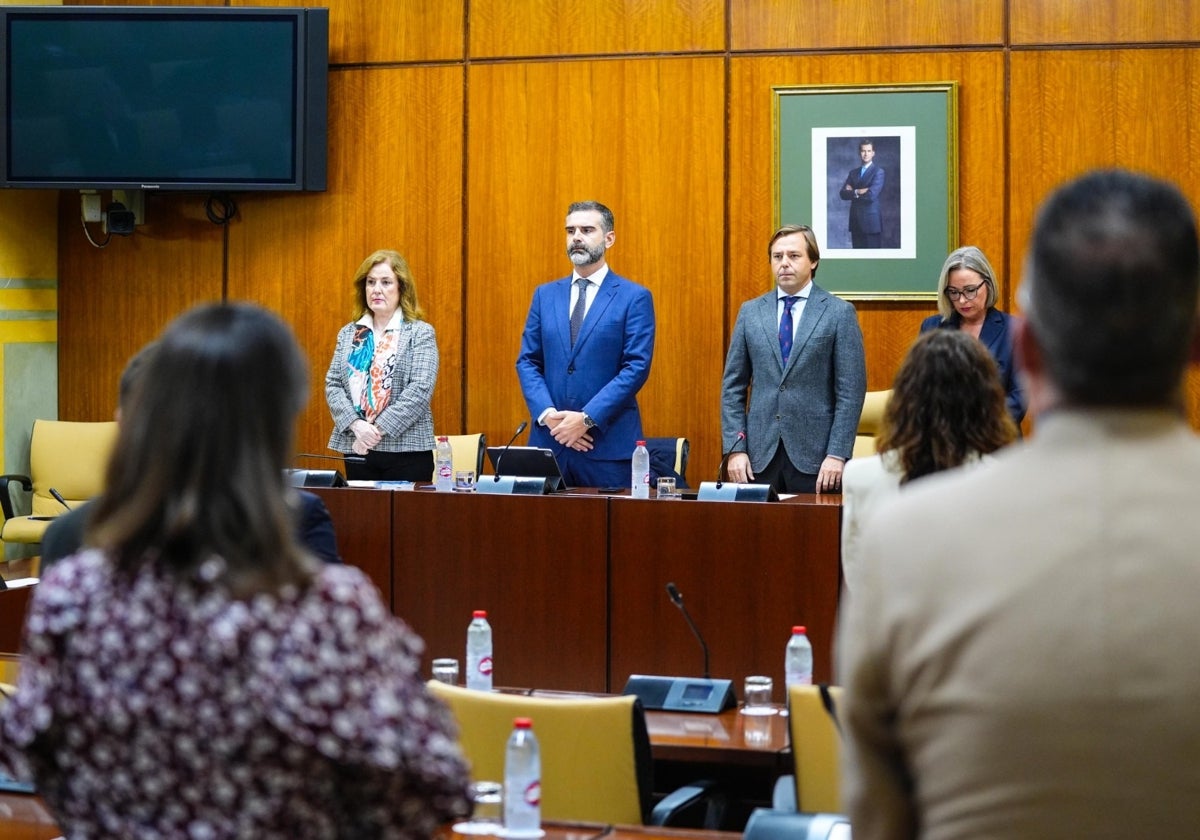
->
[[455, 470, 477, 492], [743, 712, 774, 746], [452, 780, 503, 835], [742, 675, 775, 715], [432, 658, 460, 685], [656, 477, 681, 500]]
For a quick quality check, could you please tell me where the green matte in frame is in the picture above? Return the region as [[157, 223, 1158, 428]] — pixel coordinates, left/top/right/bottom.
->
[[774, 82, 959, 300]]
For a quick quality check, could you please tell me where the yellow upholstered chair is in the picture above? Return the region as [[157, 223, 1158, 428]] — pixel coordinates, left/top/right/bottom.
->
[[431, 433, 487, 482], [0, 654, 19, 700], [427, 681, 722, 826], [773, 684, 843, 814], [0, 420, 118, 546], [852, 390, 892, 459]]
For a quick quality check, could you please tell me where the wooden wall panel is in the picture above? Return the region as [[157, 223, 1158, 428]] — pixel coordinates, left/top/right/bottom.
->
[[228, 66, 465, 460], [1010, 49, 1200, 294], [470, 0, 723, 58], [58, 196, 226, 421], [1011, 0, 1200, 45], [234, 0, 464, 64], [730, 52, 1006, 391], [732, 0, 1003, 51], [465, 58, 727, 479], [1010, 48, 1200, 428]]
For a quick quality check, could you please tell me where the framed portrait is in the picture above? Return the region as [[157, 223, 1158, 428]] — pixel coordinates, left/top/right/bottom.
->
[[774, 83, 959, 300]]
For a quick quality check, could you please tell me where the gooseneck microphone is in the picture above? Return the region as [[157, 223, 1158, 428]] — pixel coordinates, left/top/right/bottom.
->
[[666, 581, 711, 679], [49, 487, 71, 511], [492, 420, 530, 482], [298, 452, 366, 464], [714, 431, 747, 489]]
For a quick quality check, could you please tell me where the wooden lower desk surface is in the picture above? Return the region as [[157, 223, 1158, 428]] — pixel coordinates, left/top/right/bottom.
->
[[647, 706, 789, 769], [436, 821, 740, 840], [0, 798, 745, 840]]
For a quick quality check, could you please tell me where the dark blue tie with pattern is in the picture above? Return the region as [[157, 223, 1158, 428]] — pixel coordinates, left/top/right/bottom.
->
[[779, 295, 799, 365], [570, 278, 588, 346]]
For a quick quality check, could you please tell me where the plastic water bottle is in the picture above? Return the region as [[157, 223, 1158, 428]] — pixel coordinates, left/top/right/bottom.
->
[[631, 440, 650, 498], [785, 625, 813, 687], [466, 610, 493, 690], [504, 717, 541, 836], [435, 435, 454, 492]]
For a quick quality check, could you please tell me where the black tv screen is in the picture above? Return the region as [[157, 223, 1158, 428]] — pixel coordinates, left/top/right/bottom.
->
[[1, 6, 327, 192]]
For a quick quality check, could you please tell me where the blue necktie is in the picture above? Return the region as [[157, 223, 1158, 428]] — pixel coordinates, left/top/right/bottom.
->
[[860, 165, 867, 178], [569, 278, 589, 345], [779, 296, 799, 365]]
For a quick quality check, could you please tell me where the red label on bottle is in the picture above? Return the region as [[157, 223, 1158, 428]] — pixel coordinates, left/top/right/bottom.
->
[[524, 779, 541, 807], [479, 655, 493, 676]]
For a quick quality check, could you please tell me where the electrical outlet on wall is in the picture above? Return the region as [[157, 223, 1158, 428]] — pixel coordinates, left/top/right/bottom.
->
[[80, 191, 102, 223]]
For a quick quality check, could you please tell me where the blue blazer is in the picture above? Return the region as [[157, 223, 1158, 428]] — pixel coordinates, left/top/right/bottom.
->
[[920, 307, 1026, 425], [516, 270, 655, 461]]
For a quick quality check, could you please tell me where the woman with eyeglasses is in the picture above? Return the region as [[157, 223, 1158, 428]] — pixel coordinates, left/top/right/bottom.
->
[[920, 245, 1026, 425]]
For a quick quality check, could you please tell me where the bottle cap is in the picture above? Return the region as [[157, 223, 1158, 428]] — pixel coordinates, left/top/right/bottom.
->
[[514, 717, 533, 729], [438, 435, 448, 441], [473, 610, 488, 619], [792, 625, 807, 635], [636, 440, 646, 446]]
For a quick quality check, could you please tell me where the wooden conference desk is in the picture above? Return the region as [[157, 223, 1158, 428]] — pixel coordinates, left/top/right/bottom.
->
[[312, 487, 842, 694], [437, 821, 742, 840], [0, 794, 741, 840], [0, 489, 842, 692], [0, 587, 32, 654]]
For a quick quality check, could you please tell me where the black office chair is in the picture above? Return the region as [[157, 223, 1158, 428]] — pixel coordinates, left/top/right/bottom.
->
[[645, 436, 690, 488]]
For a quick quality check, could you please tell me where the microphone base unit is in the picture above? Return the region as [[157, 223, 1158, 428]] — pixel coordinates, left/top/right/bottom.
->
[[696, 481, 779, 502], [622, 674, 736, 714], [475, 475, 555, 495], [286, 469, 347, 488]]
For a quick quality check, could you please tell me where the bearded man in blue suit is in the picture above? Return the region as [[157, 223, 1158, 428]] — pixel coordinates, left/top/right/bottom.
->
[[516, 201, 656, 488]]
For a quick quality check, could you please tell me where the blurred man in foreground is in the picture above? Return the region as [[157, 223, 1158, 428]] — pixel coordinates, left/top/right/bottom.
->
[[838, 169, 1200, 839]]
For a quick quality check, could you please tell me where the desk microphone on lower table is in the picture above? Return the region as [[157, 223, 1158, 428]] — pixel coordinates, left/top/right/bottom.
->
[[621, 582, 735, 713], [666, 581, 710, 679]]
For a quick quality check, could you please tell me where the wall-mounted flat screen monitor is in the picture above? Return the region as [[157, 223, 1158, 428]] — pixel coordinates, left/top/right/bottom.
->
[[0, 6, 328, 192]]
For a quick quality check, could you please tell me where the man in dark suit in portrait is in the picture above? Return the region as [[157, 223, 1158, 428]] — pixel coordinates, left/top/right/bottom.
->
[[839, 139, 886, 248], [516, 200, 656, 489], [720, 224, 866, 494]]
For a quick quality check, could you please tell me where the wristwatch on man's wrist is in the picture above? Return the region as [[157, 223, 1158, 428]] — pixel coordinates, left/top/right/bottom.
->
[[582, 413, 597, 429]]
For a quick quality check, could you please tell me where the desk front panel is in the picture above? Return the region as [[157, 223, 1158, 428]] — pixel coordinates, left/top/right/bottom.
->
[[391, 491, 610, 693], [0, 586, 33, 653], [310, 486, 393, 607], [608, 496, 842, 689]]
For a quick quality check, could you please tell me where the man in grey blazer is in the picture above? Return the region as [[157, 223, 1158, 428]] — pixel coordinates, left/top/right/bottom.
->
[[838, 170, 1200, 839], [721, 224, 866, 493]]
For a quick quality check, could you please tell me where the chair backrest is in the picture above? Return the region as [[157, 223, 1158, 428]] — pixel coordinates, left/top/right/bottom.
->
[[30, 419, 119, 516], [644, 437, 690, 487], [787, 684, 843, 813], [852, 390, 891, 459], [427, 681, 650, 824], [432, 433, 487, 481], [744, 808, 850, 840]]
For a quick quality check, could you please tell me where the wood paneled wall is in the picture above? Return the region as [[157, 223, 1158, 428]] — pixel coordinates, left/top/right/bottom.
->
[[57, 0, 1200, 481]]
